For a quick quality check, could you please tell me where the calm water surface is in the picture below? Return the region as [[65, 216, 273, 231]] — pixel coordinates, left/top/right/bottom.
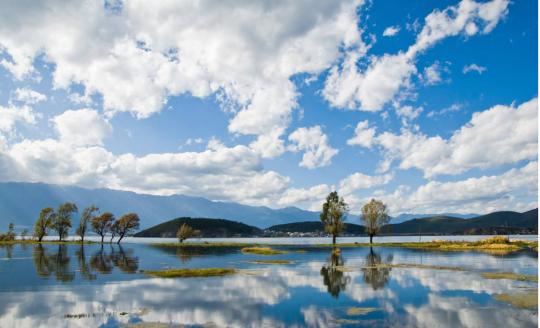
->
[[0, 238, 537, 327]]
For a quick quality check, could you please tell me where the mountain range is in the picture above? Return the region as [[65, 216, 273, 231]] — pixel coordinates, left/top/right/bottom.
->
[[0, 182, 533, 233], [136, 209, 538, 237], [0, 182, 318, 229]]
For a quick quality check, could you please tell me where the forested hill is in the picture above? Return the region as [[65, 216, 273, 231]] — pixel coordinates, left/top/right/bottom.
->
[[134, 217, 263, 238], [266, 221, 364, 234]]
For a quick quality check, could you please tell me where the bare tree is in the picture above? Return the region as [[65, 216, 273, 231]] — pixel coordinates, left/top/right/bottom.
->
[[177, 223, 200, 243]]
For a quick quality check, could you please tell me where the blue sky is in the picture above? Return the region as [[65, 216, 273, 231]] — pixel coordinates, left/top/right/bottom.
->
[[0, 0, 537, 215]]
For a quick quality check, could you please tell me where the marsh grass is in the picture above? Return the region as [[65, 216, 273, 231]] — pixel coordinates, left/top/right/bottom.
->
[[143, 268, 236, 278], [317, 237, 537, 253], [495, 290, 538, 309], [346, 307, 378, 316], [481, 272, 538, 282], [241, 247, 287, 255], [249, 259, 292, 265]]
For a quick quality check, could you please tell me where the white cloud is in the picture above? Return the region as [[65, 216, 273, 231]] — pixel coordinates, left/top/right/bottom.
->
[[0, 0, 365, 150], [354, 98, 538, 178], [339, 172, 393, 195], [0, 104, 38, 135], [463, 63, 487, 74], [372, 161, 537, 214], [277, 184, 331, 207], [12, 88, 47, 104], [288, 126, 339, 169], [383, 26, 400, 37], [427, 103, 463, 118], [347, 120, 376, 148], [422, 62, 449, 85], [52, 109, 112, 146], [395, 105, 423, 123], [323, 0, 509, 112]]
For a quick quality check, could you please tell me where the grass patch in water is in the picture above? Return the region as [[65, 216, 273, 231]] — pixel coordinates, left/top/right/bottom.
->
[[316, 236, 536, 253], [346, 307, 377, 316], [143, 267, 236, 278], [495, 290, 538, 309], [249, 259, 292, 265], [481, 272, 538, 282], [241, 247, 287, 255]]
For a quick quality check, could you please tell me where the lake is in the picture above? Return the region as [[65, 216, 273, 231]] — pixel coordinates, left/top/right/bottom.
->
[[0, 237, 537, 327]]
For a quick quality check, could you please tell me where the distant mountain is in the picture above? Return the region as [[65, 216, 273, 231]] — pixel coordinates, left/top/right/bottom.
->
[[0, 182, 319, 229], [135, 217, 263, 238], [383, 209, 538, 235], [267, 221, 364, 234], [391, 212, 478, 224], [267, 209, 538, 236]]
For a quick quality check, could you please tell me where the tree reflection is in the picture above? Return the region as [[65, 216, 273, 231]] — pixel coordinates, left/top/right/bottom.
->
[[362, 248, 392, 290], [32, 244, 74, 282], [320, 248, 350, 298], [33, 244, 138, 281]]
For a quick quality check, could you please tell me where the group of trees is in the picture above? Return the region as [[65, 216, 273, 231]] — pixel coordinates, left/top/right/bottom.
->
[[320, 191, 390, 245], [33, 202, 140, 244]]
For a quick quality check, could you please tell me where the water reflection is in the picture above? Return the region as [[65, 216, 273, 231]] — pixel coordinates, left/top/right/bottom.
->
[[32, 244, 139, 281], [362, 248, 393, 290], [320, 248, 350, 298]]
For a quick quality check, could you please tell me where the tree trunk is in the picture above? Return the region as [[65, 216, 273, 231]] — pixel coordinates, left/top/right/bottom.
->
[[101, 235, 104, 243], [117, 234, 124, 244], [332, 234, 336, 245], [369, 234, 373, 244], [81, 235, 84, 243]]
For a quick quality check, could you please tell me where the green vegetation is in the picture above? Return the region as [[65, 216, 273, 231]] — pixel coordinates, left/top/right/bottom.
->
[[92, 212, 115, 243], [495, 290, 538, 309], [76, 205, 99, 243], [361, 199, 390, 244], [115, 213, 140, 244], [346, 307, 378, 316], [316, 237, 537, 253], [0, 223, 16, 241], [481, 272, 537, 282], [34, 207, 55, 242], [144, 267, 236, 278], [320, 191, 349, 246], [177, 223, 200, 243], [241, 247, 287, 255], [249, 259, 292, 265], [52, 202, 78, 241]]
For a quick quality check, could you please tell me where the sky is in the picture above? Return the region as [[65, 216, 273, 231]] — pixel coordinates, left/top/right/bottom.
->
[[0, 0, 537, 216]]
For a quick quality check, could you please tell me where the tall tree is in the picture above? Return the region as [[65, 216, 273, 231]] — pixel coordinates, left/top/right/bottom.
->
[[320, 191, 348, 245], [77, 205, 99, 243], [6, 223, 16, 241], [91, 212, 115, 243], [361, 199, 390, 244], [115, 213, 140, 244], [177, 223, 199, 243], [34, 207, 55, 242], [52, 202, 78, 241], [110, 220, 119, 243]]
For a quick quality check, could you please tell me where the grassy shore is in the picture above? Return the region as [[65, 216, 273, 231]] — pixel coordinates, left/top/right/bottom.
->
[[316, 236, 537, 252], [143, 268, 236, 278], [481, 272, 538, 282]]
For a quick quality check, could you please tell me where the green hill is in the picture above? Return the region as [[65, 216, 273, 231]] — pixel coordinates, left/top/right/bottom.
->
[[134, 217, 263, 238]]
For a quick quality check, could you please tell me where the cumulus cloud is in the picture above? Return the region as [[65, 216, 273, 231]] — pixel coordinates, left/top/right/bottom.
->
[[339, 172, 393, 195], [12, 88, 46, 104], [323, 0, 509, 111], [370, 161, 537, 214], [277, 184, 331, 207], [383, 26, 400, 37], [52, 109, 112, 146], [351, 98, 538, 178], [463, 63, 487, 74], [347, 120, 377, 148], [0, 0, 365, 151], [288, 126, 339, 169], [0, 105, 38, 135]]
